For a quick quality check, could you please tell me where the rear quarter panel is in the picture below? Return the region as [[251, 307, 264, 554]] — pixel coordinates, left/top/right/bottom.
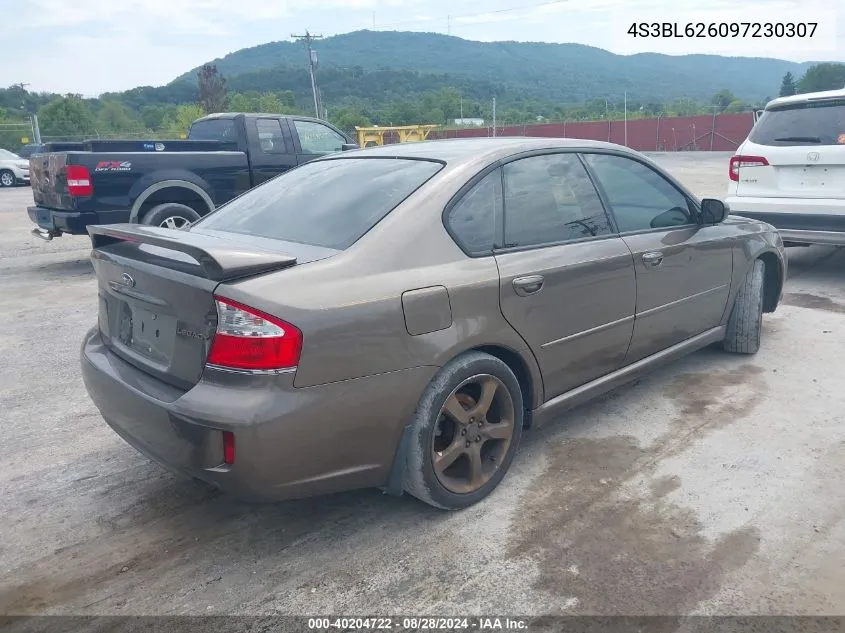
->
[[218, 160, 544, 405]]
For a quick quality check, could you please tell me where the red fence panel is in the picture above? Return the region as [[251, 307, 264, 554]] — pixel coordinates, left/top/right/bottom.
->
[[429, 113, 753, 151]]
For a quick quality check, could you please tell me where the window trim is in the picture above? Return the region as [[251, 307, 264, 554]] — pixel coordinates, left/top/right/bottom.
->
[[578, 149, 703, 237], [441, 161, 504, 258], [494, 148, 620, 254]]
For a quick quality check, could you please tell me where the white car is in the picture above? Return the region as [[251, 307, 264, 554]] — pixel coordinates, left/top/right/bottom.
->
[[0, 149, 30, 188], [726, 87, 845, 245]]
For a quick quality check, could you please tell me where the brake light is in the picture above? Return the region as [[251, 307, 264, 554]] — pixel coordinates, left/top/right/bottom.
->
[[222, 431, 235, 465], [66, 165, 93, 196], [206, 296, 302, 371], [729, 155, 769, 182]]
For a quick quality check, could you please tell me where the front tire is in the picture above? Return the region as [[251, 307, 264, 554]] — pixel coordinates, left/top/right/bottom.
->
[[140, 203, 201, 229], [723, 258, 765, 354], [0, 170, 15, 188], [404, 351, 524, 510]]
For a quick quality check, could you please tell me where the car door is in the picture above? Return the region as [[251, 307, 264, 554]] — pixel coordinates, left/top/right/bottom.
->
[[248, 118, 299, 185], [582, 152, 734, 364], [290, 119, 348, 165], [492, 151, 637, 399]]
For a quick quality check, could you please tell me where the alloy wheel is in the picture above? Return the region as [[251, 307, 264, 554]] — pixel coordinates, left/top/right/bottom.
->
[[431, 374, 516, 494], [159, 215, 190, 229]]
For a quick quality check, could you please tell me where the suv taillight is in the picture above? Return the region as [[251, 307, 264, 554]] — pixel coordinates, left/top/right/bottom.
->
[[729, 155, 769, 182], [206, 296, 302, 371], [66, 165, 93, 196]]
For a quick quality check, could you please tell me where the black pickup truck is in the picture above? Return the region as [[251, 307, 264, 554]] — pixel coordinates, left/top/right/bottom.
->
[[28, 113, 356, 240]]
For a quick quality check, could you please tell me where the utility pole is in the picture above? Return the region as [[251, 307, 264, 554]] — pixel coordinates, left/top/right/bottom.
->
[[13, 83, 30, 112], [292, 31, 324, 119], [492, 97, 496, 137]]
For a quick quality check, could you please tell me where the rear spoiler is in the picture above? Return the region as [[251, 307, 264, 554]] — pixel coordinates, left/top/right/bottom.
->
[[87, 224, 297, 282]]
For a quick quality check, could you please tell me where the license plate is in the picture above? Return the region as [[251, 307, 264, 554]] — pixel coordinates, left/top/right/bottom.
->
[[117, 303, 176, 363]]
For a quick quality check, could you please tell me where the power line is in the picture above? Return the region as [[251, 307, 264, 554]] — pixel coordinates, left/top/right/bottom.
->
[[291, 31, 324, 119]]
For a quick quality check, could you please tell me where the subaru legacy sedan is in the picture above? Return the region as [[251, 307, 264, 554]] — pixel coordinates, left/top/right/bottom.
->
[[81, 138, 786, 510]]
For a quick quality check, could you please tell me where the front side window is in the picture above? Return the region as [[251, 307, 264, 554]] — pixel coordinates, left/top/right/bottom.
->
[[582, 153, 695, 233], [502, 153, 613, 248], [195, 158, 443, 250], [446, 169, 500, 255], [294, 120, 346, 154]]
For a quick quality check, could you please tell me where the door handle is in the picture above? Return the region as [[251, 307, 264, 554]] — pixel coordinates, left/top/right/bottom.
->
[[513, 275, 544, 296], [642, 251, 664, 267]]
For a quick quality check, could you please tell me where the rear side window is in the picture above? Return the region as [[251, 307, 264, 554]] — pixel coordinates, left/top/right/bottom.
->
[[256, 118, 289, 154], [196, 158, 443, 250], [188, 119, 236, 141], [750, 99, 845, 146], [446, 169, 500, 255]]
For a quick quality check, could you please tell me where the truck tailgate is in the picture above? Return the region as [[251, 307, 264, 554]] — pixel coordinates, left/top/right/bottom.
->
[[30, 152, 72, 210]]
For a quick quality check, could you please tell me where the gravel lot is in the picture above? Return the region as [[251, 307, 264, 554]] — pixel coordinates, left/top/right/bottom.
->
[[1, 151, 844, 617]]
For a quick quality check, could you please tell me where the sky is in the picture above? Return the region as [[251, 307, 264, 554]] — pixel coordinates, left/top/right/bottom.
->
[[1, 0, 842, 96]]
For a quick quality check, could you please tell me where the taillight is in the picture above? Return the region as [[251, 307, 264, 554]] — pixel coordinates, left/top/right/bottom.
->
[[206, 296, 302, 371], [222, 431, 235, 465], [729, 155, 769, 182], [66, 165, 93, 196]]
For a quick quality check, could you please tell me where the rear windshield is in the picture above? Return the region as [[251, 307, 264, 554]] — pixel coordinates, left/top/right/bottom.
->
[[188, 118, 236, 141], [749, 99, 845, 146], [195, 158, 443, 250]]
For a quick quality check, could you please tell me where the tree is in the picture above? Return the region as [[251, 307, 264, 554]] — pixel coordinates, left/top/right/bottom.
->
[[724, 99, 747, 113], [711, 89, 736, 112], [159, 104, 206, 138], [38, 95, 97, 139], [197, 64, 228, 113], [798, 63, 845, 94], [778, 72, 797, 97]]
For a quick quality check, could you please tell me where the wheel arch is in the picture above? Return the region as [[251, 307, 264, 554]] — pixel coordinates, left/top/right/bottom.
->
[[129, 180, 214, 222], [757, 250, 783, 313], [384, 343, 542, 497]]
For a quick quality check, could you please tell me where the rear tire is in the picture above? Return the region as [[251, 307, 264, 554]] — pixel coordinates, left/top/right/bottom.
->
[[404, 351, 524, 510], [140, 203, 201, 229], [0, 170, 15, 188], [723, 258, 765, 354]]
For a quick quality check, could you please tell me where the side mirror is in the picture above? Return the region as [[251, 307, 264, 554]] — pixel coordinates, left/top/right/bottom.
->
[[700, 198, 728, 224], [341, 143, 360, 151]]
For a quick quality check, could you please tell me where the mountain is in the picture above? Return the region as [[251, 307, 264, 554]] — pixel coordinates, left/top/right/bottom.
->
[[175, 30, 815, 104]]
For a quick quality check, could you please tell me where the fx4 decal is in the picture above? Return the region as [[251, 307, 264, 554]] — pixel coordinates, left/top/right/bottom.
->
[[94, 161, 132, 172]]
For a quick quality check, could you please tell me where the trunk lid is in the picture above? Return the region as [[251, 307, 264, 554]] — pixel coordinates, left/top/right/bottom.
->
[[88, 224, 315, 390]]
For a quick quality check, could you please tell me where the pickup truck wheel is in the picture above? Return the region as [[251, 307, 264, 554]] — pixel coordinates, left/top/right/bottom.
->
[[0, 170, 15, 187], [141, 203, 201, 229]]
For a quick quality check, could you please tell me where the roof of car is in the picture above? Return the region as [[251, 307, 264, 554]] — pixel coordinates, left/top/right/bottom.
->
[[337, 137, 631, 163], [766, 87, 845, 109]]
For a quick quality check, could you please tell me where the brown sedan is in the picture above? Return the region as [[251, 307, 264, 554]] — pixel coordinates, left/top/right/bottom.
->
[[80, 138, 786, 510]]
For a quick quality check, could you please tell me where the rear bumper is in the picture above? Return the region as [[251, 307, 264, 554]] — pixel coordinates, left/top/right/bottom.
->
[[27, 206, 129, 235], [80, 327, 432, 502], [726, 196, 845, 245]]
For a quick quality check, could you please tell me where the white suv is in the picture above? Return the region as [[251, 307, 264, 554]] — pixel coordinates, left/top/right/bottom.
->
[[726, 88, 845, 245]]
